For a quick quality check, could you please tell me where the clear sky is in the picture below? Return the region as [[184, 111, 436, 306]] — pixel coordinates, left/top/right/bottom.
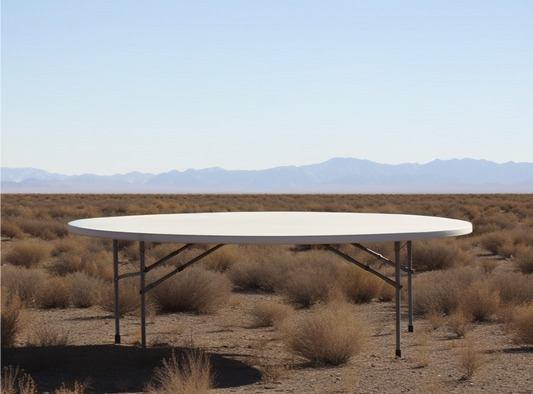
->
[[2, 1, 532, 175]]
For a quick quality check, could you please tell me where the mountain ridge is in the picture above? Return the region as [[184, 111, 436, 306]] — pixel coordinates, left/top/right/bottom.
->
[[2, 158, 532, 193]]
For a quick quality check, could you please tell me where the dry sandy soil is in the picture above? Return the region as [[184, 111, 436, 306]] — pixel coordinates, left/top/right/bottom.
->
[[3, 284, 533, 394]]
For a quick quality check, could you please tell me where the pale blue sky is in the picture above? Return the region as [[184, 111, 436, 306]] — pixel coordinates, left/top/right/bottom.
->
[[2, 1, 532, 175]]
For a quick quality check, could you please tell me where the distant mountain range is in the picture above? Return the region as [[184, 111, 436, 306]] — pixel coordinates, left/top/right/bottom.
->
[[2, 158, 533, 193]]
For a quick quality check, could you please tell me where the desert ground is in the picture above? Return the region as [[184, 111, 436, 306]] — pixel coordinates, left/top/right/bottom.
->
[[2, 194, 533, 394]]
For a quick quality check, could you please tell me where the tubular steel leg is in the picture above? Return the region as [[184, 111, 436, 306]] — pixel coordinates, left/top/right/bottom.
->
[[407, 241, 414, 333], [395, 241, 402, 358], [113, 240, 121, 344], [140, 241, 147, 349]]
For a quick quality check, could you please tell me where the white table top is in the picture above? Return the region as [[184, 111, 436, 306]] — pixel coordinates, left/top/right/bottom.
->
[[67, 211, 472, 244]]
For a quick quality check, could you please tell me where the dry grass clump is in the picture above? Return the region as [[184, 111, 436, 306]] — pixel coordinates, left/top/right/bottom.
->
[[1, 222, 27, 239], [26, 323, 69, 347], [53, 379, 91, 394], [4, 240, 51, 268], [514, 245, 533, 274], [457, 338, 488, 380], [281, 300, 368, 366], [1, 366, 37, 394], [100, 277, 139, 317], [16, 217, 68, 240], [459, 280, 500, 322], [413, 267, 483, 316], [274, 254, 342, 308], [510, 302, 533, 344], [447, 310, 474, 338], [412, 239, 472, 271], [199, 245, 241, 272], [338, 263, 382, 303], [38, 276, 72, 309], [66, 271, 106, 308], [477, 229, 533, 259], [488, 271, 533, 306], [250, 300, 293, 328], [1, 288, 24, 348], [145, 349, 213, 394], [149, 266, 232, 314], [1, 265, 46, 307], [473, 211, 519, 234], [226, 260, 276, 291]]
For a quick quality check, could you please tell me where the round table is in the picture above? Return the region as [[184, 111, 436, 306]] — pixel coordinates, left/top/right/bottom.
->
[[68, 211, 472, 356]]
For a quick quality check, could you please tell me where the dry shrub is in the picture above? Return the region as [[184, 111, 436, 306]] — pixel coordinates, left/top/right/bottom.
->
[[1, 288, 23, 348], [1, 222, 27, 239], [250, 300, 293, 328], [145, 349, 212, 394], [274, 254, 341, 308], [1, 265, 46, 307], [67, 271, 106, 308], [377, 280, 395, 302], [27, 323, 69, 347], [459, 280, 500, 322], [281, 300, 368, 366], [17, 217, 68, 240], [477, 231, 526, 258], [48, 252, 84, 276], [48, 249, 113, 281], [447, 310, 474, 338], [514, 245, 533, 274], [338, 263, 382, 303], [413, 267, 483, 316], [510, 302, 533, 344], [200, 245, 241, 272], [457, 338, 487, 380], [226, 260, 275, 291], [488, 271, 533, 306], [51, 237, 80, 256], [149, 266, 232, 314], [100, 278, 139, 317], [38, 276, 71, 309], [412, 239, 472, 271], [1, 366, 37, 394], [4, 240, 51, 268], [53, 379, 91, 394], [473, 212, 519, 234]]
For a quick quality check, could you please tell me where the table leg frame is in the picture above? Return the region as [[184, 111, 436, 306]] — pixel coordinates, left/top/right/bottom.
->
[[111, 240, 415, 355]]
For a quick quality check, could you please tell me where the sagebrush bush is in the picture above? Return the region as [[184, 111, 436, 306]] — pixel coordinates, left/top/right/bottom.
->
[[488, 271, 533, 306], [16, 217, 68, 240], [199, 245, 241, 272], [0, 265, 46, 307], [457, 338, 487, 380], [38, 276, 71, 309], [274, 254, 342, 308], [250, 300, 293, 328], [413, 267, 484, 316], [1, 288, 23, 348], [149, 266, 232, 314], [511, 302, 533, 344], [338, 263, 382, 303], [67, 271, 106, 308], [412, 239, 471, 271], [514, 245, 533, 274], [26, 323, 69, 347], [226, 260, 276, 291], [4, 240, 51, 268], [1, 366, 37, 394], [281, 300, 368, 366], [100, 277, 139, 317], [146, 349, 212, 394], [1, 222, 26, 239], [459, 280, 500, 322]]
